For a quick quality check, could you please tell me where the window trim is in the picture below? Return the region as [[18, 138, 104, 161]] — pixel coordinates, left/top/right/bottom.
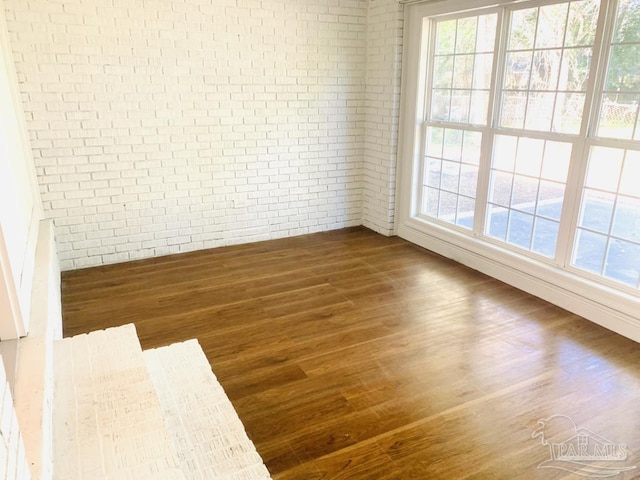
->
[[396, 0, 640, 344]]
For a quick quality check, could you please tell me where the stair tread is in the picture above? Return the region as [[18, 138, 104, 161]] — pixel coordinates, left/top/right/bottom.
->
[[53, 324, 184, 480], [144, 339, 272, 480]]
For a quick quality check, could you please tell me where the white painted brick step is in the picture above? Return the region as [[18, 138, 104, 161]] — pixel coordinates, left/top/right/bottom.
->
[[143, 340, 272, 480], [52, 324, 184, 480]]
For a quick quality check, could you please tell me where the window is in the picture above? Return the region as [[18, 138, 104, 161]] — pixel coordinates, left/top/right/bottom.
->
[[486, 135, 571, 257], [421, 13, 497, 229], [430, 14, 497, 125], [597, 0, 640, 140], [572, 0, 640, 288], [500, 1, 598, 134], [412, 0, 640, 293], [422, 127, 482, 229]]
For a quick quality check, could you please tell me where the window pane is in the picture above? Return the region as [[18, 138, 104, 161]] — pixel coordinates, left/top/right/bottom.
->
[[598, 0, 640, 140], [440, 191, 459, 219], [427, 127, 444, 157], [421, 127, 479, 229], [579, 189, 615, 233], [597, 93, 639, 140], [552, 93, 586, 134], [525, 92, 555, 131], [535, 3, 569, 49], [605, 45, 640, 92], [558, 48, 592, 91], [573, 229, 607, 274], [501, 1, 598, 133], [566, 0, 599, 47], [423, 187, 440, 217], [441, 160, 461, 192], [620, 150, 640, 195], [573, 146, 640, 289], [462, 130, 482, 165], [537, 181, 565, 221], [541, 141, 571, 182], [515, 138, 543, 177], [501, 92, 527, 129], [473, 53, 494, 89], [453, 55, 474, 89], [450, 91, 471, 123], [493, 134, 517, 171], [505, 52, 533, 90], [509, 8, 537, 50], [611, 195, 640, 242], [511, 175, 539, 209], [460, 164, 478, 197], [487, 205, 509, 240], [431, 90, 452, 121], [456, 17, 478, 54], [613, 0, 640, 44], [489, 171, 513, 206], [457, 196, 476, 229], [429, 13, 497, 126], [584, 147, 623, 191], [434, 56, 454, 88], [425, 157, 442, 188], [443, 129, 463, 160], [530, 49, 562, 91], [507, 210, 534, 249], [435, 19, 456, 54], [487, 135, 572, 258], [532, 217, 560, 257], [604, 239, 640, 287], [477, 15, 497, 52], [468, 91, 488, 125]]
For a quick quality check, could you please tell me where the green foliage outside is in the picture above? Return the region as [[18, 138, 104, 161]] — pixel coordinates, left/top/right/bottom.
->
[[608, 0, 640, 93]]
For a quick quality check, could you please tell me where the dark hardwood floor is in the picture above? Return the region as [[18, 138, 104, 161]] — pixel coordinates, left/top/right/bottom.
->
[[61, 227, 640, 479]]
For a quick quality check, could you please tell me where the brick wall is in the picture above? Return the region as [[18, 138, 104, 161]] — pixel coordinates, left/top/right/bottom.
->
[[363, 0, 403, 235], [0, 360, 32, 480], [4, 0, 403, 270]]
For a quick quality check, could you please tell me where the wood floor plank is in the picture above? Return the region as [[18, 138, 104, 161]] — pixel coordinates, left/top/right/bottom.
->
[[61, 227, 640, 479]]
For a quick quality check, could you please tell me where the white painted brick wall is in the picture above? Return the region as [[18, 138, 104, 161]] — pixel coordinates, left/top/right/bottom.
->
[[363, 0, 403, 235], [4, 0, 371, 270], [0, 360, 32, 480]]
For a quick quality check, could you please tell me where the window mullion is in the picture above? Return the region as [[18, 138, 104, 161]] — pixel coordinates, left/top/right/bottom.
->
[[490, 8, 510, 129], [423, 19, 437, 125], [474, 129, 493, 234], [416, 20, 438, 219], [474, 8, 507, 235], [556, 0, 618, 268], [555, 138, 587, 266], [584, 0, 618, 139]]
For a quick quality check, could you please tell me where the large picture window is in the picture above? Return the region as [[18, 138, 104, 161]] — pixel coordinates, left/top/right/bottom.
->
[[413, 0, 640, 293]]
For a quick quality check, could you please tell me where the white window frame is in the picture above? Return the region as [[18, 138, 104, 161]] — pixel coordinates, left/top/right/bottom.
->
[[396, 0, 640, 343]]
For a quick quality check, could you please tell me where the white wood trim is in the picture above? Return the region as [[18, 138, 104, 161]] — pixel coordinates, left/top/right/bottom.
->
[[0, 5, 44, 337], [395, 6, 428, 233], [0, 224, 25, 340], [15, 220, 62, 480]]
